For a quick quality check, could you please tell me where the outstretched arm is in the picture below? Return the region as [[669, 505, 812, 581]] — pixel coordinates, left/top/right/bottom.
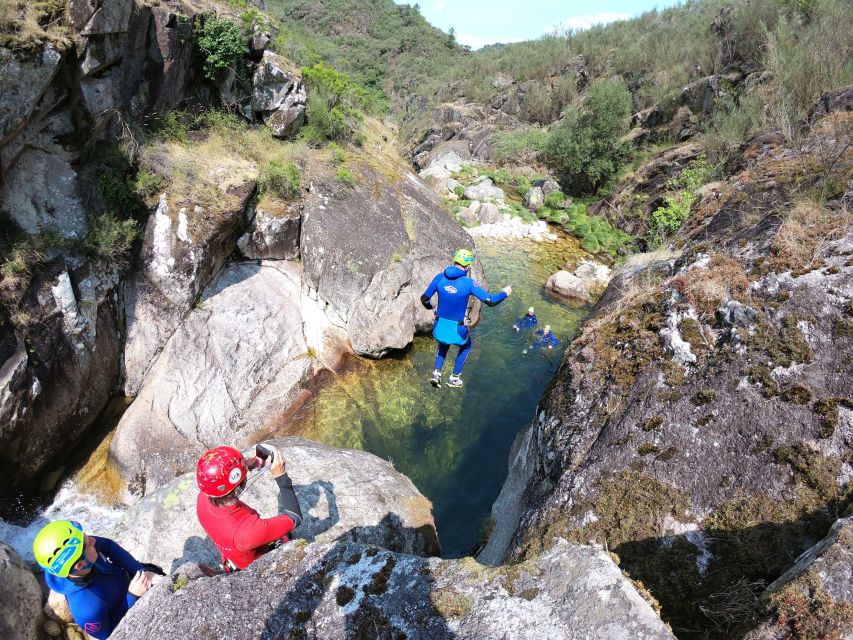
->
[[471, 284, 508, 307]]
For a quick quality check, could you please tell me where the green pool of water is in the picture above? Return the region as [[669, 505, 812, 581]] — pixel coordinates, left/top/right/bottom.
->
[[291, 232, 592, 557]]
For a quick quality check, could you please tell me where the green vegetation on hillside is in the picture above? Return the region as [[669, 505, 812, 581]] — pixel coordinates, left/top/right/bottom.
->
[[266, 0, 463, 99]]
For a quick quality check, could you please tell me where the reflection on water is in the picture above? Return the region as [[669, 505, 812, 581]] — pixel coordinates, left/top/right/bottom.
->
[[290, 232, 592, 557]]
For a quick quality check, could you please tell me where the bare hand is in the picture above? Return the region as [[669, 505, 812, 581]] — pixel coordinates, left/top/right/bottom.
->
[[268, 445, 286, 478], [503, 286, 513, 296], [128, 570, 154, 597]]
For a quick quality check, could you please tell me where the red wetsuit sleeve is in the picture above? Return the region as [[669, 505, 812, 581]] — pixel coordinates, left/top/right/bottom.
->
[[233, 512, 296, 553]]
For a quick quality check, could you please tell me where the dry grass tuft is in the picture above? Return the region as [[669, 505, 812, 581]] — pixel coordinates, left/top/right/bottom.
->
[[671, 253, 749, 318], [0, 0, 71, 50], [767, 198, 852, 275]]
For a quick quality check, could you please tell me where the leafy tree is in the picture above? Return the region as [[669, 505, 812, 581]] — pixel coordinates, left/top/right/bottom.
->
[[543, 78, 633, 195], [196, 15, 245, 80]]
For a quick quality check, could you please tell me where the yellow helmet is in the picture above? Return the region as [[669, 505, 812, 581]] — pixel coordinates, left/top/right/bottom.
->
[[33, 520, 85, 577], [452, 248, 474, 267]]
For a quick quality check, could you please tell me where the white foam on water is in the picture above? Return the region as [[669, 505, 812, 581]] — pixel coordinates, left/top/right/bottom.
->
[[0, 479, 125, 562]]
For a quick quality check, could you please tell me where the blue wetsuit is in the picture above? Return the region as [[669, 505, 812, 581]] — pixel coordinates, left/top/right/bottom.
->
[[513, 314, 538, 331], [531, 329, 560, 350], [46, 537, 145, 639], [421, 265, 507, 375]]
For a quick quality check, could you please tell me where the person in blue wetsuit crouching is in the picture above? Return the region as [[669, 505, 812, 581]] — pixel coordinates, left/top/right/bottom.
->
[[513, 307, 538, 332], [420, 248, 512, 388], [34, 520, 158, 639]]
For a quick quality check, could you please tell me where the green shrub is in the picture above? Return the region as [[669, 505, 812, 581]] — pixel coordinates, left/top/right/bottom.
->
[[649, 155, 715, 239], [328, 143, 345, 163], [97, 174, 138, 216], [132, 169, 166, 200], [493, 126, 548, 164], [561, 202, 632, 256], [145, 111, 192, 143], [335, 168, 356, 187], [543, 78, 633, 195], [544, 190, 567, 209], [196, 15, 245, 80], [204, 110, 247, 134], [258, 160, 301, 199], [299, 64, 368, 144], [453, 185, 464, 196], [703, 92, 764, 165], [82, 212, 140, 269], [240, 8, 262, 32], [484, 168, 512, 184]]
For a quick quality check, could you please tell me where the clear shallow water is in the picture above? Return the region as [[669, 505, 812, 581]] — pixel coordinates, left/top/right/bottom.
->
[[290, 233, 592, 557]]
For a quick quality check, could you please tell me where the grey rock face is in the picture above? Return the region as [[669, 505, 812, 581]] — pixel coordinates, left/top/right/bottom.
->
[[237, 205, 301, 260], [111, 538, 674, 640], [0, 543, 43, 640], [0, 44, 62, 146], [110, 436, 440, 572], [545, 261, 611, 303], [0, 148, 88, 239], [0, 266, 121, 487], [540, 178, 561, 195], [111, 262, 325, 497], [123, 191, 252, 396], [252, 51, 306, 138], [478, 202, 502, 224], [300, 169, 472, 358]]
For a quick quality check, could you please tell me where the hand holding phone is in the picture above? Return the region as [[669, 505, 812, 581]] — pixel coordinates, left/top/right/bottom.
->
[[256, 444, 274, 465]]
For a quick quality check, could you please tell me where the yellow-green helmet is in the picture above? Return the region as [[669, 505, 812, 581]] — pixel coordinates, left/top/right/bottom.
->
[[452, 248, 474, 267], [33, 520, 85, 577]]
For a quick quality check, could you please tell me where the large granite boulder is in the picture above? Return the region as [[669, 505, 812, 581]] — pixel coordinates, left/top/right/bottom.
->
[[111, 538, 675, 640], [110, 437, 440, 571], [545, 261, 612, 303], [523, 186, 544, 211], [252, 51, 306, 138], [300, 168, 473, 358], [123, 188, 253, 396], [462, 178, 504, 202], [0, 543, 42, 640], [111, 262, 331, 498]]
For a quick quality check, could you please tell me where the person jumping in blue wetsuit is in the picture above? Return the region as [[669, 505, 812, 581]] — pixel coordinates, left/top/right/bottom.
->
[[530, 324, 559, 350], [513, 307, 538, 332], [420, 248, 512, 388], [34, 520, 158, 639]]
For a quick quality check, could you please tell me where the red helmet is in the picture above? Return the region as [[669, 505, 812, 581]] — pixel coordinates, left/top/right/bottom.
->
[[196, 446, 247, 497]]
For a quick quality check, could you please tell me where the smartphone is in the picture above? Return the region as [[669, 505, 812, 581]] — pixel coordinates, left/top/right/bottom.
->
[[256, 444, 274, 462]]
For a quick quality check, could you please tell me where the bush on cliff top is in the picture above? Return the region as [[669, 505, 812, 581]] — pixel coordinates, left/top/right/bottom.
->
[[196, 15, 245, 80], [543, 79, 633, 195]]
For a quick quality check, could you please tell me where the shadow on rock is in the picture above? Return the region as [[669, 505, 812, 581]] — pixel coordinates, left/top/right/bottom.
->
[[293, 480, 339, 542], [169, 535, 217, 574], [262, 513, 453, 640], [613, 502, 847, 639]]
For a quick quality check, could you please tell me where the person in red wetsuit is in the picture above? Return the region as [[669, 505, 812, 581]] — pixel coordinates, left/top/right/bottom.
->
[[196, 443, 303, 571]]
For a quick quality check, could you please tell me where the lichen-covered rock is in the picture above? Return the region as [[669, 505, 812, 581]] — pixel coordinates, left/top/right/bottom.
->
[[111, 262, 329, 497], [462, 178, 504, 202], [483, 116, 853, 635], [745, 515, 853, 640], [0, 543, 42, 640], [300, 169, 473, 358], [252, 51, 306, 138], [524, 186, 544, 211], [110, 538, 674, 640], [110, 436, 440, 571]]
